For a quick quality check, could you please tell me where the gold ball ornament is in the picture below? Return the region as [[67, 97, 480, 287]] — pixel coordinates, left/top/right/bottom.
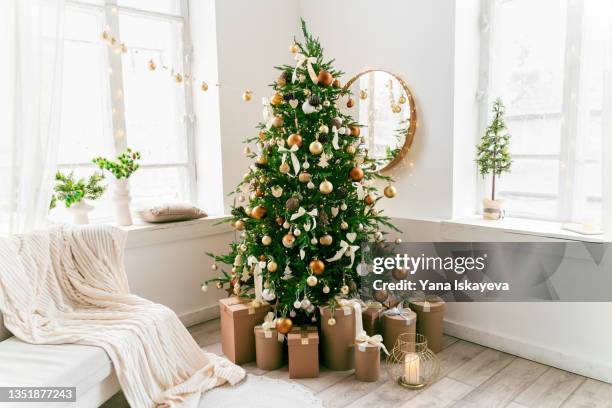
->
[[289, 43, 299, 54], [327, 317, 336, 326], [349, 125, 361, 137], [340, 285, 350, 295], [267, 261, 278, 272], [373, 289, 389, 303], [392, 104, 402, 113], [234, 219, 245, 231], [175, 73, 183, 83], [262, 235, 272, 246], [256, 155, 268, 165], [276, 317, 293, 334], [340, 221, 349, 230], [384, 184, 397, 198], [359, 89, 368, 100], [364, 194, 376, 206], [309, 259, 325, 276], [319, 234, 333, 246], [270, 92, 283, 106], [306, 275, 318, 287], [279, 161, 290, 174], [317, 70, 333, 87], [392, 268, 409, 280], [277, 74, 286, 86], [298, 172, 311, 183], [349, 166, 365, 182], [275, 216, 284, 226], [201, 283, 208, 292], [332, 79, 341, 88], [395, 237, 403, 244], [398, 95, 407, 104], [287, 133, 303, 147], [282, 233, 295, 248], [147, 59, 157, 71], [242, 90, 253, 101], [319, 180, 333, 195], [251, 205, 267, 219], [200, 81, 209, 92], [258, 131, 266, 141], [309, 140, 323, 155], [347, 98, 355, 108]]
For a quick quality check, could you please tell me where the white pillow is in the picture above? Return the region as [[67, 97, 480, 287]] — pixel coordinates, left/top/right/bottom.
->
[[137, 203, 207, 223]]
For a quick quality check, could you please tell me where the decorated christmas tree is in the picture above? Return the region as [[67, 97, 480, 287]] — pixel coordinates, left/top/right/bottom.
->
[[205, 20, 398, 331]]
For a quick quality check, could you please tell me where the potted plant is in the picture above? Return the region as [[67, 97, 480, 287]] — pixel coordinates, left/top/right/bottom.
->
[[476, 98, 512, 220], [50, 171, 106, 224], [93, 148, 141, 226]]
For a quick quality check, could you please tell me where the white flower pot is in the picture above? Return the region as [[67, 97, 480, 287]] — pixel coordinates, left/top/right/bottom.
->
[[113, 178, 133, 226], [68, 200, 94, 225], [482, 198, 504, 220]]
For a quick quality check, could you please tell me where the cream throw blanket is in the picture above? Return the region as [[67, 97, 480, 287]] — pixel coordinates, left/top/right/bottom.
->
[[0, 225, 245, 407]]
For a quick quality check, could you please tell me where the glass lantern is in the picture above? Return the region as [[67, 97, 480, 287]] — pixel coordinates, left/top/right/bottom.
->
[[386, 333, 440, 389]]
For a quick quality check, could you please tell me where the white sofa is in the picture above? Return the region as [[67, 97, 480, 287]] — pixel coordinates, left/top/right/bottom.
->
[[0, 315, 120, 407]]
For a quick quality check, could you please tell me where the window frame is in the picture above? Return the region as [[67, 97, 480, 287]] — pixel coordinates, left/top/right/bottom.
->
[[477, 0, 603, 223], [57, 0, 197, 205]]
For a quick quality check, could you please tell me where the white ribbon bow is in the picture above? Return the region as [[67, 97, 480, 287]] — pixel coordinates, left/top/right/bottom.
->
[[363, 300, 384, 310], [352, 182, 365, 200], [356, 330, 390, 355], [332, 126, 340, 150], [262, 312, 276, 331], [247, 255, 264, 302], [335, 298, 364, 339], [293, 53, 318, 84], [290, 207, 318, 231], [278, 145, 300, 175], [383, 302, 415, 326], [326, 240, 360, 267]]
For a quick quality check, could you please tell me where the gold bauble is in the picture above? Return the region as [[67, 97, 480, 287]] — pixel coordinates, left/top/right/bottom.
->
[[271, 92, 283, 106], [392, 268, 408, 280], [242, 91, 253, 101], [350, 125, 361, 137], [319, 234, 333, 246], [346, 145, 356, 155], [234, 219, 245, 231], [398, 95, 407, 104], [267, 261, 278, 272], [259, 254, 267, 262], [317, 70, 333, 87], [175, 73, 183, 83], [279, 162, 290, 174], [282, 233, 295, 248], [277, 74, 286, 86], [255, 187, 264, 197], [256, 155, 268, 165], [147, 59, 157, 71], [200, 81, 209, 91], [319, 180, 333, 195], [395, 237, 403, 244], [340, 221, 349, 230], [298, 172, 311, 183], [359, 89, 368, 100], [349, 166, 365, 181], [309, 259, 325, 276], [392, 104, 402, 113], [276, 317, 293, 334], [332, 79, 341, 88], [262, 235, 272, 246], [251, 205, 267, 219], [258, 131, 266, 141], [347, 98, 355, 108], [289, 44, 299, 54], [287, 133, 303, 147], [384, 184, 397, 198], [364, 194, 376, 205], [275, 216, 284, 226], [373, 289, 389, 303], [309, 140, 323, 155]]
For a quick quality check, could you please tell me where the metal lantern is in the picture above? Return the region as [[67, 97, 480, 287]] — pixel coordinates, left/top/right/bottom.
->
[[386, 333, 440, 389]]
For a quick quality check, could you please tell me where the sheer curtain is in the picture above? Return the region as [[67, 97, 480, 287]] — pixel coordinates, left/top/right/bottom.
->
[[0, 0, 65, 235]]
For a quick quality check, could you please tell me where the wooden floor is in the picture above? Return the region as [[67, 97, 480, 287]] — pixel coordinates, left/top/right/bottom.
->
[[103, 319, 612, 408]]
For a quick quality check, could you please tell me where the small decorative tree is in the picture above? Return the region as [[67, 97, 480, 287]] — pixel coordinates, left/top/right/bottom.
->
[[476, 98, 512, 202]]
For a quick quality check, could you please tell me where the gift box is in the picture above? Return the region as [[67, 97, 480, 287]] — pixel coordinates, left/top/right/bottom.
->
[[254, 325, 285, 371], [287, 326, 319, 378], [381, 306, 417, 352], [409, 296, 446, 353], [354, 341, 381, 382], [362, 303, 384, 336], [220, 297, 271, 364], [320, 302, 362, 371]]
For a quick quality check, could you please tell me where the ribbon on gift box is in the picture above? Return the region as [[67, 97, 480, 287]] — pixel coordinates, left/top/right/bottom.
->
[[336, 298, 364, 339], [247, 255, 264, 303], [363, 300, 384, 310], [278, 145, 300, 175], [410, 293, 443, 312], [383, 302, 415, 326], [356, 330, 390, 355], [293, 53, 318, 84], [261, 312, 276, 338]]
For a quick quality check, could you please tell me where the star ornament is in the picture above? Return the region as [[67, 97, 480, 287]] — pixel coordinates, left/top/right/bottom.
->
[[318, 152, 331, 168]]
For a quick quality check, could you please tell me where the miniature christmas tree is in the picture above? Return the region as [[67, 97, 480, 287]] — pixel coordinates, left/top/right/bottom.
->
[[476, 98, 512, 201], [205, 20, 398, 330]]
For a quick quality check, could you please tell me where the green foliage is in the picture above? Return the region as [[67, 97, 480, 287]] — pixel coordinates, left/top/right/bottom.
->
[[476, 98, 512, 199], [49, 170, 106, 209], [92, 148, 141, 179], [208, 19, 399, 321]]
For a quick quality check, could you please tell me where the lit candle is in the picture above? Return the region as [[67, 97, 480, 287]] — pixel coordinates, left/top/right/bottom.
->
[[404, 353, 420, 385]]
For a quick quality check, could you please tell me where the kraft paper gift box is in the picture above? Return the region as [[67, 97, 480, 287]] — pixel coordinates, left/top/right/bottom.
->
[[362, 302, 385, 336], [381, 306, 417, 352], [254, 325, 285, 371], [287, 326, 319, 379], [354, 341, 381, 382], [219, 297, 271, 364], [320, 301, 363, 371], [409, 296, 446, 353]]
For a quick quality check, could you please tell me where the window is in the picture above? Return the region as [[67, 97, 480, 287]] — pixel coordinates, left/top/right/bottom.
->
[[54, 0, 194, 220], [479, 0, 611, 224]]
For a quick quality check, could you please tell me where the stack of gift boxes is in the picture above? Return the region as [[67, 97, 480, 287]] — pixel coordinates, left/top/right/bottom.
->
[[219, 295, 446, 381]]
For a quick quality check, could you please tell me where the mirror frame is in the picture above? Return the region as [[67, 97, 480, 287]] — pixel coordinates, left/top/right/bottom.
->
[[344, 70, 417, 173]]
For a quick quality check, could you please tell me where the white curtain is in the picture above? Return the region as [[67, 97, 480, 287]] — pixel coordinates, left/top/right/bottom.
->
[[0, 0, 65, 235]]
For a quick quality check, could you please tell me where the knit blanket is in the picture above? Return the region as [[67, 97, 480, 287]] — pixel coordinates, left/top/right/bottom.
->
[[0, 225, 244, 407]]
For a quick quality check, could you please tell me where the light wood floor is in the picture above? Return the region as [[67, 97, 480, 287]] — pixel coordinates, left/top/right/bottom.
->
[[103, 319, 612, 408]]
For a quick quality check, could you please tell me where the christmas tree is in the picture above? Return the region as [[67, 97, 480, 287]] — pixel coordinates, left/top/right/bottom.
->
[[205, 20, 398, 330], [476, 98, 512, 201]]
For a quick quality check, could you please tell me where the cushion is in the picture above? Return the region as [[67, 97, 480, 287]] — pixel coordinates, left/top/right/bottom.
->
[[137, 203, 207, 223], [0, 337, 115, 403]]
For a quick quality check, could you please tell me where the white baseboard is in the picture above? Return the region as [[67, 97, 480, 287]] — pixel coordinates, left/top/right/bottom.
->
[[444, 319, 612, 384], [179, 304, 220, 328]]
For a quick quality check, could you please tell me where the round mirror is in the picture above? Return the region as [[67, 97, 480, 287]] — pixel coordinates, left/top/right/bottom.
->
[[344, 70, 416, 172]]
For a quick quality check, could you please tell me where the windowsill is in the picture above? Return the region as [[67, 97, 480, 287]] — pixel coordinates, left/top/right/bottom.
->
[[441, 216, 605, 243]]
